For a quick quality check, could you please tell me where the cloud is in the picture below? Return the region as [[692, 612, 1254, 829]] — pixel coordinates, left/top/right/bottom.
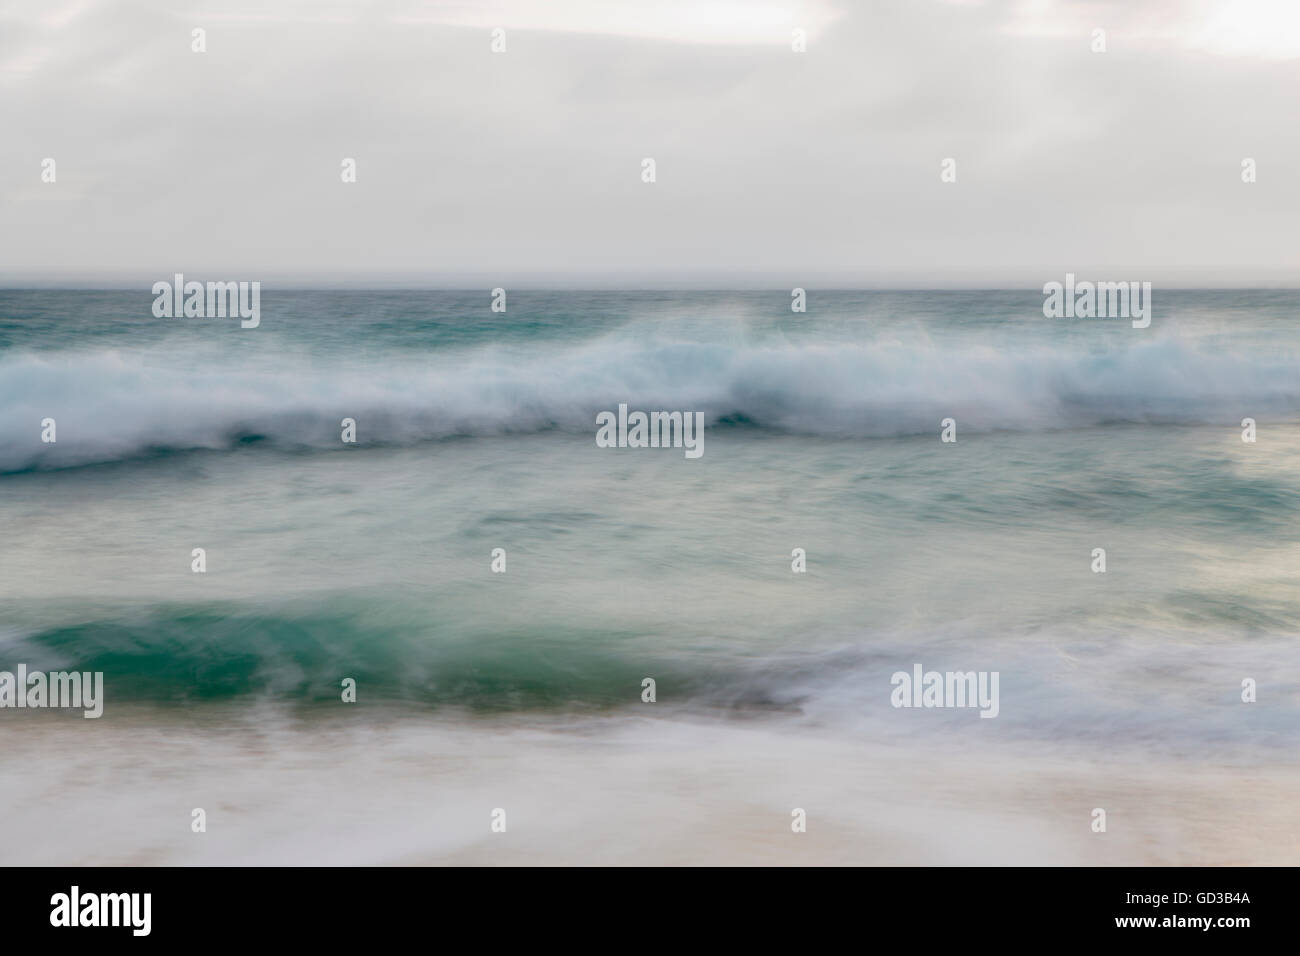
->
[[394, 0, 844, 46], [1002, 0, 1300, 60], [1, 0, 1296, 285]]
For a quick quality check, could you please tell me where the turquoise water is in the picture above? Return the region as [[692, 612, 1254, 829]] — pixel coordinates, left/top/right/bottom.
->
[[2, 290, 1299, 746], [3, 288, 1300, 864]]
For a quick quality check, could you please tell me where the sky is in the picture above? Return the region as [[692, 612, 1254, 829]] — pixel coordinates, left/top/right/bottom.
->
[[1, 0, 1298, 286]]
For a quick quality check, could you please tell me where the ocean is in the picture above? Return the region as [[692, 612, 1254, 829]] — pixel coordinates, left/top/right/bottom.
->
[[2, 288, 1298, 865]]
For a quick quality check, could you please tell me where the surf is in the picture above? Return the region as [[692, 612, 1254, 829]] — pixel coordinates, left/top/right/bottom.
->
[[1, 332, 1297, 472]]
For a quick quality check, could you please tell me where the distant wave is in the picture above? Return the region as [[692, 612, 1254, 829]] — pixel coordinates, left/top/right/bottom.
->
[[2, 336, 1297, 471]]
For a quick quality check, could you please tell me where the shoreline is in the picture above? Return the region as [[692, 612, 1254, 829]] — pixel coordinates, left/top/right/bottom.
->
[[3, 708, 1294, 866]]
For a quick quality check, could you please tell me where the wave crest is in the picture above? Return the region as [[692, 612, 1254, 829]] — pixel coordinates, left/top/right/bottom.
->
[[2, 336, 1296, 471]]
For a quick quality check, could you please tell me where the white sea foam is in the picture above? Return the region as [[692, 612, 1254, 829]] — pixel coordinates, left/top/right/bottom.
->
[[2, 334, 1296, 470]]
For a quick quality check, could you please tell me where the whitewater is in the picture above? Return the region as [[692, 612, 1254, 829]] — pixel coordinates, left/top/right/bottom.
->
[[2, 288, 1298, 864]]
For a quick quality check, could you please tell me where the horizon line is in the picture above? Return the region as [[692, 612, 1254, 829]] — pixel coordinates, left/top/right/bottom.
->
[[4, 276, 1300, 293]]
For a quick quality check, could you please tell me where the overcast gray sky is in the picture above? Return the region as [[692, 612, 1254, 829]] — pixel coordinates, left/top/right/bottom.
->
[[2, 0, 1298, 286]]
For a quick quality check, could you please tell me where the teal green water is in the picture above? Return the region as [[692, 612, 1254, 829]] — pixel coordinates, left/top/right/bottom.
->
[[1, 290, 1298, 758]]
